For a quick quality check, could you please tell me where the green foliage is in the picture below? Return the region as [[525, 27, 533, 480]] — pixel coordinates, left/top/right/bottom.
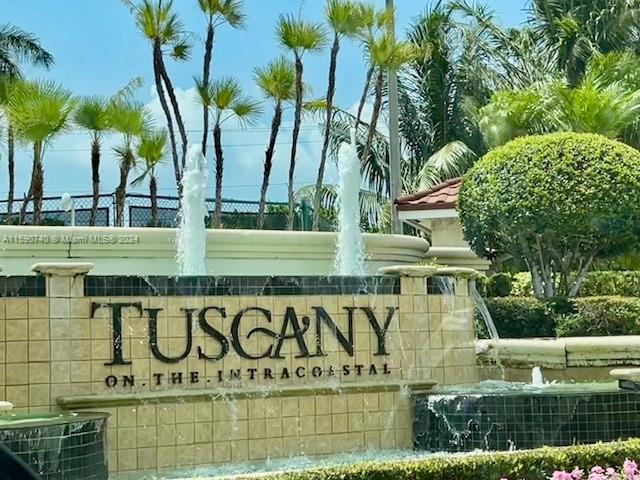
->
[[485, 273, 512, 297], [276, 15, 327, 57], [480, 297, 555, 338], [459, 132, 640, 298], [249, 439, 640, 480], [254, 57, 296, 104], [507, 271, 640, 298], [556, 296, 640, 337]]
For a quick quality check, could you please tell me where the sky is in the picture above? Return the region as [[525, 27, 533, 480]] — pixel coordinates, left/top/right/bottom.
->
[[1, 0, 528, 203]]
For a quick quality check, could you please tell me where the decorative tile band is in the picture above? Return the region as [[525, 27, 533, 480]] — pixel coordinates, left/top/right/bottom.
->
[[0, 276, 46, 297], [84, 275, 402, 297]]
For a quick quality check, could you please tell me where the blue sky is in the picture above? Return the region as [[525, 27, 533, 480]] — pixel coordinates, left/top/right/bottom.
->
[[1, 0, 528, 202]]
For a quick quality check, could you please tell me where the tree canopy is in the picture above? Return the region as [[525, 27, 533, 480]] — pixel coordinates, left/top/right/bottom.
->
[[458, 132, 640, 298]]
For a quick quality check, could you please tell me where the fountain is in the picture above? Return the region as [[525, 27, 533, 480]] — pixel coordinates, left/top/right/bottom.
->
[[335, 128, 365, 276], [176, 144, 208, 276]]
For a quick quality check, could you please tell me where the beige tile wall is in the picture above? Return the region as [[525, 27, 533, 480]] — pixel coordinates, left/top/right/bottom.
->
[[0, 273, 477, 472]]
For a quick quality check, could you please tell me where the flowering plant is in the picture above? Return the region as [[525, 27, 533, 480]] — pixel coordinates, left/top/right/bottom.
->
[[500, 459, 640, 480]]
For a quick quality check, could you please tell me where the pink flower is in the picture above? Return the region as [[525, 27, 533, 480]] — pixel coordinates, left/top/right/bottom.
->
[[571, 468, 585, 479], [606, 467, 619, 480], [553, 471, 574, 480], [624, 460, 639, 480]]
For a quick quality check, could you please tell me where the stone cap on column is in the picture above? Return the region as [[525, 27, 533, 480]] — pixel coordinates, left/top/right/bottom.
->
[[31, 262, 95, 277], [377, 265, 438, 277], [433, 267, 480, 279]]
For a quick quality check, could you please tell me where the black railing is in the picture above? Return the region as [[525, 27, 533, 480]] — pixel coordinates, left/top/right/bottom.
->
[[0, 193, 317, 230]]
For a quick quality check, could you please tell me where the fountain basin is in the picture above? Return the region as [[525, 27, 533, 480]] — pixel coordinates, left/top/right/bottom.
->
[[414, 381, 638, 452], [0, 226, 430, 276], [0, 411, 109, 479]]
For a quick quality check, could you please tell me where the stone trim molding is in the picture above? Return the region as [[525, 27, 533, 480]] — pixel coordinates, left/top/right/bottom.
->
[[378, 265, 438, 277], [56, 380, 437, 409], [31, 262, 95, 277], [478, 336, 640, 369]]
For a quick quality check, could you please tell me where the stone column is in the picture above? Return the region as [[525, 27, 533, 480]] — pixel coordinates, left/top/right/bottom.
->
[[31, 263, 94, 410]]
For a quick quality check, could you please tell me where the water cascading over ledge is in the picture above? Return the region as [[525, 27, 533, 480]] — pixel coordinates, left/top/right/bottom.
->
[[0, 261, 478, 474]]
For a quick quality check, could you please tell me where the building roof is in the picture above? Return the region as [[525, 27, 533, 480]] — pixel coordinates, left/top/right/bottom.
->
[[395, 177, 461, 212]]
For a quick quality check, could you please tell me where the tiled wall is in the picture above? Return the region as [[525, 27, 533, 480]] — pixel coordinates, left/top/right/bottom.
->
[[0, 272, 477, 473]]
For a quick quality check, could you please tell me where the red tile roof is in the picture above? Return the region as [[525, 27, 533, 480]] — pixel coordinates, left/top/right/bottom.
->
[[395, 177, 461, 211]]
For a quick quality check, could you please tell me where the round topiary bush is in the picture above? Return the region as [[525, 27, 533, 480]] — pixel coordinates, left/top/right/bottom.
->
[[458, 132, 640, 298]]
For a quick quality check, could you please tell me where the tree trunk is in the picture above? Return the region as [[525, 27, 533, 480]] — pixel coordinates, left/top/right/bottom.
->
[[150, 175, 158, 227], [32, 142, 44, 225], [257, 103, 283, 230], [90, 135, 101, 226], [115, 148, 134, 227], [201, 22, 214, 156], [356, 65, 374, 128], [362, 70, 384, 169], [6, 125, 14, 224], [153, 41, 181, 194], [213, 122, 224, 228], [312, 34, 340, 231], [158, 55, 188, 171], [287, 55, 304, 231]]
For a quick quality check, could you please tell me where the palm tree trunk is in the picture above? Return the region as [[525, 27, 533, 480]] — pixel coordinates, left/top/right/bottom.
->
[[153, 41, 181, 194], [257, 102, 283, 230], [90, 135, 100, 226], [362, 70, 384, 168], [115, 149, 133, 227], [150, 175, 158, 227], [157, 55, 188, 171], [312, 34, 340, 232], [287, 55, 304, 231], [32, 142, 44, 225], [356, 65, 374, 128], [201, 22, 214, 156], [213, 122, 224, 228], [6, 124, 14, 224]]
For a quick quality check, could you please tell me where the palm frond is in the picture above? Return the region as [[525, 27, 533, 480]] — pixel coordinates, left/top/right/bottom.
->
[[276, 14, 328, 56]]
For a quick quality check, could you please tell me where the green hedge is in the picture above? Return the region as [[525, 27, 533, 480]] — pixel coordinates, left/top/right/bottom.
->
[[490, 271, 640, 298], [480, 295, 640, 337], [250, 440, 640, 480]]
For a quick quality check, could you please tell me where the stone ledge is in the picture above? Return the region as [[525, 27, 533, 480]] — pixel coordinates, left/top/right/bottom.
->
[[56, 380, 437, 409], [377, 265, 438, 277], [31, 262, 95, 277]]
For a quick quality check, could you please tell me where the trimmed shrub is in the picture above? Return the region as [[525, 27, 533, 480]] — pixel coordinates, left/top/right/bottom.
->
[[555, 296, 640, 336], [510, 272, 533, 297], [480, 297, 555, 338], [251, 440, 640, 480], [486, 273, 512, 297], [580, 271, 640, 297]]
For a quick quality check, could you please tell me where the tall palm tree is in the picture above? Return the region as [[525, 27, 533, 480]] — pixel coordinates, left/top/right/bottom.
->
[[0, 24, 54, 76], [311, 0, 366, 231], [109, 100, 152, 227], [124, 0, 190, 191], [195, 76, 261, 228], [254, 56, 296, 229], [74, 97, 111, 226], [0, 25, 53, 224], [132, 129, 167, 227], [276, 14, 327, 230], [196, 0, 246, 156], [9, 81, 75, 225]]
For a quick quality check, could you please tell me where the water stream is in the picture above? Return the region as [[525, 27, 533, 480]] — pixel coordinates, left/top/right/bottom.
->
[[176, 144, 208, 276]]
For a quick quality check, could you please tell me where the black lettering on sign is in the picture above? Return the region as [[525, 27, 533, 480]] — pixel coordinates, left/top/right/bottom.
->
[[92, 302, 142, 366]]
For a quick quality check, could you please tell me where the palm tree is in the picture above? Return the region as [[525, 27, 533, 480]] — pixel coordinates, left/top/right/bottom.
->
[[276, 14, 327, 230], [108, 100, 152, 226], [124, 0, 190, 192], [8, 81, 75, 225], [133, 129, 167, 226], [195, 76, 262, 228], [196, 0, 246, 156], [0, 24, 54, 76], [254, 57, 296, 229], [0, 25, 53, 224], [311, 0, 366, 231], [74, 97, 111, 226]]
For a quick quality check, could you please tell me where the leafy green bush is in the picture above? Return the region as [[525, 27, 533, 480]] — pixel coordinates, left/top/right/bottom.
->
[[459, 132, 640, 298], [251, 440, 640, 480], [579, 271, 640, 297], [486, 273, 512, 297], [555, 296, 640, 336], [479, 297, 555, 337]]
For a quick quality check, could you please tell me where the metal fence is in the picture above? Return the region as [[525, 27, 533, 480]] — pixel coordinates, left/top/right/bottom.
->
[[0, 193, 316, 230]]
